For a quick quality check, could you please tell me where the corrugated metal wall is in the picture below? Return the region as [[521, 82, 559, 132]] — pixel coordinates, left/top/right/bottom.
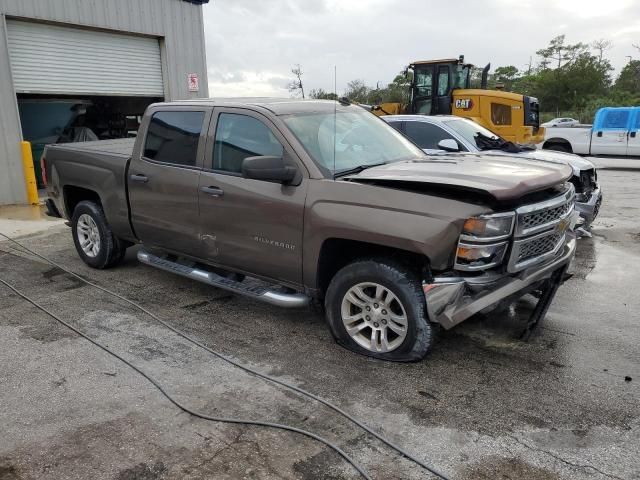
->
[[0, 0, 209, 205]]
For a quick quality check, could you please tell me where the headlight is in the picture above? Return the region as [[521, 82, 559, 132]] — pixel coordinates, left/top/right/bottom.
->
[[461, 212, 515, 241], [455, 241, 508, 271], [456, 212, 515, 271]]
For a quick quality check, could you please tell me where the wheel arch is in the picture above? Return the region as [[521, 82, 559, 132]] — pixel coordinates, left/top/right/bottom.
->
[[542, 138, 573, 153], [63, 185, 102, 218], [315, 238, 430, 298]]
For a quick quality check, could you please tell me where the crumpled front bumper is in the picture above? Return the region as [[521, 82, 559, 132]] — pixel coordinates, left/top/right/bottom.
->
[[575, 186, 602, 228], [422, 236, 577, 330]]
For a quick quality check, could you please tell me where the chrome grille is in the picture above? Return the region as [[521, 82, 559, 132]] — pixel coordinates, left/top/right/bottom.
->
[[520, 202, 572, 231], [508, 185, 575, 272], [509, 230, 566, 271], [517, 232, 563, 263], [514, 185, 575, 237]]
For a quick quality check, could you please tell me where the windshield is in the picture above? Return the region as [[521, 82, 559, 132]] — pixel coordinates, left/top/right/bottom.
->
[[443, 118, 500, 148], [282, 108, 425, 175]]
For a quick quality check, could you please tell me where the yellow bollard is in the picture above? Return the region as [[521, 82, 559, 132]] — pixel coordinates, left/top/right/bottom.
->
[[20, 141, 40, 206]]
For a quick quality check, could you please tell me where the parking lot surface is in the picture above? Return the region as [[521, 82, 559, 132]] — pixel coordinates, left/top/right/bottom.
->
[[1, 169, 638, 480]]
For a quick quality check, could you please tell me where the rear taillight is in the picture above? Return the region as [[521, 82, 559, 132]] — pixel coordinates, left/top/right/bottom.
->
[[40, 155, 47, 186]]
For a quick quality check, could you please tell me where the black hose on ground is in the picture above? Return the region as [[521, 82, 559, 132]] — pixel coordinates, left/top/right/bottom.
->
[[0, 276, 372, 480], [0, 232, 451, 480]]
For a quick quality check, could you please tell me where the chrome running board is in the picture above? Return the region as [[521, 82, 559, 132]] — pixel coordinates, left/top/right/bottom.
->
[[137, 250, 310, 308]]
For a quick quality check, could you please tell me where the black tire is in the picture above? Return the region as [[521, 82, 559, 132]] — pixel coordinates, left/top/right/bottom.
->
[[71, 201, 127, 269], [546, 143, 570, 153], [324, 258, 435, 362]]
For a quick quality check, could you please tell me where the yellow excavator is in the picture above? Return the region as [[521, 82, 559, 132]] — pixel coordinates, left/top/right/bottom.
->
[[372, 56, 544, 144]]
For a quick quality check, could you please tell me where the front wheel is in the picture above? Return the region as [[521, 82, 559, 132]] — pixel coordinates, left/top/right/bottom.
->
[[325, 259, 435, 361]]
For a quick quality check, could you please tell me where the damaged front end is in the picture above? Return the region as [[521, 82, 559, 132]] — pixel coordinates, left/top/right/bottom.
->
[[423, 184, 578, 336], [571, 168, 602, 230]]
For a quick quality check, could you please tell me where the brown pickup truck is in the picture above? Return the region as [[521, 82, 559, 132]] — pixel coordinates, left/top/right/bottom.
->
[[43, 99, 578, 361]]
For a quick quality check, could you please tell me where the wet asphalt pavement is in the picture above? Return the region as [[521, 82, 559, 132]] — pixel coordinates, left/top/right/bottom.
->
[[0, 170, 638, 480]]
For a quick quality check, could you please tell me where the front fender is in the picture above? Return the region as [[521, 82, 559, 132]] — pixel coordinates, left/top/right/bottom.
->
[[302, 179, 488, 287]]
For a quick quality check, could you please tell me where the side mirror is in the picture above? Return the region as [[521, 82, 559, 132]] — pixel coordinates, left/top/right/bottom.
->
[[241, 155, 298, 184], [437, 139, 460, 152]]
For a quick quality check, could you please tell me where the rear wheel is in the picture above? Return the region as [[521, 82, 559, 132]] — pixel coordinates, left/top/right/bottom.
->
[[71, 201, 127, 269], [325, 259, 435, 361]]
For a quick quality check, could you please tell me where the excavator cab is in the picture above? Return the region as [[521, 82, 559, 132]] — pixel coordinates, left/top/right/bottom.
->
[[408, 56, 482, 115]]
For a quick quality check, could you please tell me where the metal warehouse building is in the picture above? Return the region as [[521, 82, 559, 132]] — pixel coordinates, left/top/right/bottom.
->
[[0, 0, 209, 206]]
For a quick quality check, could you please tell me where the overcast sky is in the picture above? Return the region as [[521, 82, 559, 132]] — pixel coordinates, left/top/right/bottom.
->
[[202, 0, 639, 98]]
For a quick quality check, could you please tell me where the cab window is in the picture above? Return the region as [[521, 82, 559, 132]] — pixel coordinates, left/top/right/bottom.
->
[[414, 66, 433, 98], [213, 113, 284, 174], [143, 111, 205, 166], [404, 122, 458, 150], [491, 103, 512, 126], [602, 110, 630, 129], [437, 66, 449, 96]]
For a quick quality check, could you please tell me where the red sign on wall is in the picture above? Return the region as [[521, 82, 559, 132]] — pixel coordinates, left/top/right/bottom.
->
[[188, 73, 199, 92]]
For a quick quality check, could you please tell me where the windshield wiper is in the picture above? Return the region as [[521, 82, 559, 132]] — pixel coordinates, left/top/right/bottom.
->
[[333, 162, 386, 179]]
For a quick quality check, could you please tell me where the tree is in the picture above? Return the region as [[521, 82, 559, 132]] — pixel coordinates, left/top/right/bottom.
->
[[343, 79, 370, 103], [591, 39, 613, 63], [536, 35, 587, 70], [494, 65, 519, 90], [382, 73, 411, 104], [308, 88, 338, 100], [614, 60, 640, 94], [288, 64, 305, 99], [532, 51, 611, 114]]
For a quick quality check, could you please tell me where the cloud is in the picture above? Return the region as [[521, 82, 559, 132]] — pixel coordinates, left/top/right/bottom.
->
[[201, 0, 639, 98]]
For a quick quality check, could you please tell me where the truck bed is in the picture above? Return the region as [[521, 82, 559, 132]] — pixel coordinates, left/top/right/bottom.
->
[[44, 137, 135, 239], [48, 138, 136, 158]]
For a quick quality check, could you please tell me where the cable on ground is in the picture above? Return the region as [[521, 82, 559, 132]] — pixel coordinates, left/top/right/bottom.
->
[[0, 232, 451, 479]]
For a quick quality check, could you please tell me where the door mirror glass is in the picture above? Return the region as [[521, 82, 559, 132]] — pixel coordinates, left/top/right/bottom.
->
[[437, 139, 460, 152], [242, 155, 298, 184]]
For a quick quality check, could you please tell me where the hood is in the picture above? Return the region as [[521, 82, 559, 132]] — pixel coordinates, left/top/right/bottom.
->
[[345, 154, 573, 202], [483, 148, 595, 176]]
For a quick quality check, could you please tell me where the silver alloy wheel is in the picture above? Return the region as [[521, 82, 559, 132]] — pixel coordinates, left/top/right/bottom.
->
[[76, 214, 101, 258], [341, 282, 408, 353]]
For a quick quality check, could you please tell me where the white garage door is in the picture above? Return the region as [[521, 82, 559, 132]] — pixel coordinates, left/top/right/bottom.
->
[[7, 20, 164, 96]]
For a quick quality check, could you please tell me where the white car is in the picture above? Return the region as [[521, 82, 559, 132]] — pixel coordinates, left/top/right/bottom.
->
[[542, 117, 580, 127], [382, 114, 602, 228]]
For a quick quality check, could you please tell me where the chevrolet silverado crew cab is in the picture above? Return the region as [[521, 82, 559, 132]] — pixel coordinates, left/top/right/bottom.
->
[[541, 107, 640, 157], [43, 99, 578, 361], [382, 115, 602, 229]]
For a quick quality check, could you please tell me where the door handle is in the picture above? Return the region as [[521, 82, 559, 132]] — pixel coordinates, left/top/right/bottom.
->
[[596, 131, 602, 137], [130, 173, 149, 183], [200, 186, 224, 197], [631, 131, 637, 138]]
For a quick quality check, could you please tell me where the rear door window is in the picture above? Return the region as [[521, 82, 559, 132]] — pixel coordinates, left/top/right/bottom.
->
[[143, 111, 205, 166], [213, 113, 283, 174], [404, 122, 457, 150]]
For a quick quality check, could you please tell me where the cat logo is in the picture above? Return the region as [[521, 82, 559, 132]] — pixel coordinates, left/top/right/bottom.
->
[[454, 98, 473, 110]]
